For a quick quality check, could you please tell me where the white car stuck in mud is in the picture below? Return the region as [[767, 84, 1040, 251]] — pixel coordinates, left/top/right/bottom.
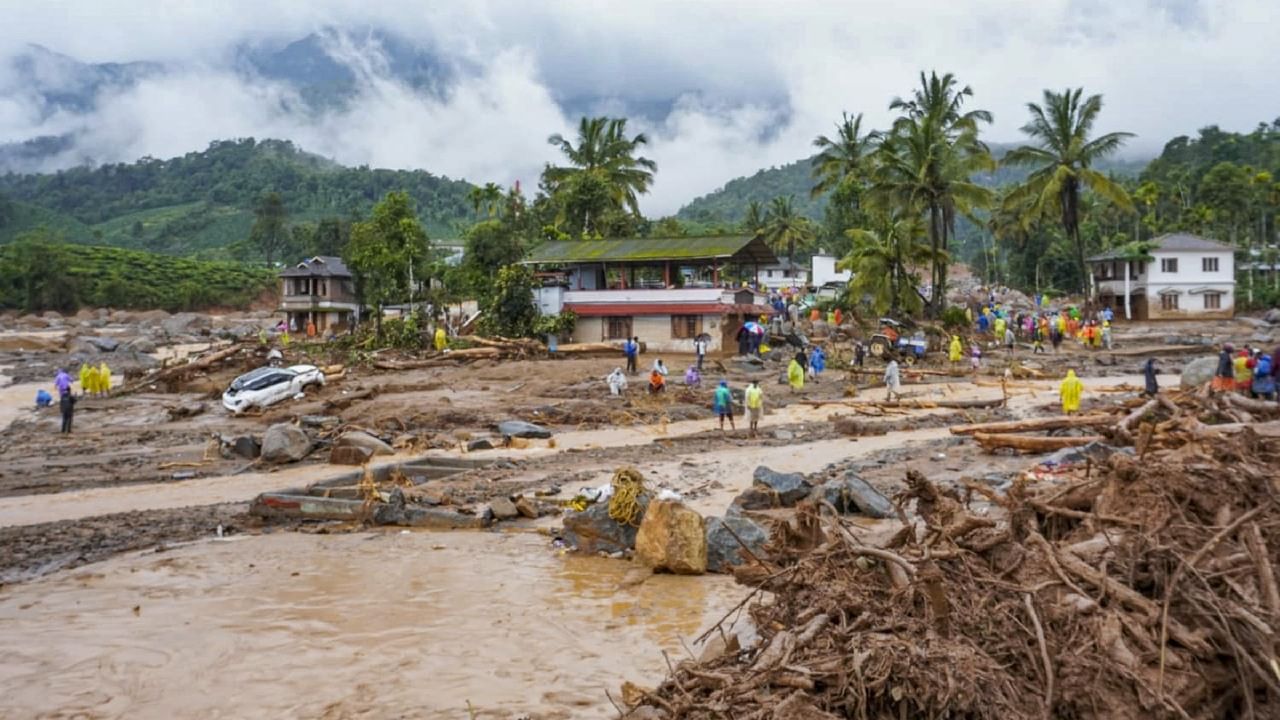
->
[[221, 364, 325, 414]]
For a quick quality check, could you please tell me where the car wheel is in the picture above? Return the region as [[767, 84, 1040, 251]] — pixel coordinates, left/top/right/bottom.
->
[[869, 340, 888, 357]]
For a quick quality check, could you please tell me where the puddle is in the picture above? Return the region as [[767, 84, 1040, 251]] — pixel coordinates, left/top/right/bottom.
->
[[0, 530, 743, 719]]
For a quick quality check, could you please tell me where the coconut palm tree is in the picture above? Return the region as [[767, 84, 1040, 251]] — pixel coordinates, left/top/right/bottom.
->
[[870, 71, 994, 315], [839, 213, 932, 316], [1003, 88, 1135, 294], [762, 196, 815, 266], [544, 117, 657, 235], [810, 112, 877, 200]]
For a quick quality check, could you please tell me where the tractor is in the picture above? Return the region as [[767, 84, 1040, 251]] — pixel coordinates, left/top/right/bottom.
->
[[866, 318, 928, 365]]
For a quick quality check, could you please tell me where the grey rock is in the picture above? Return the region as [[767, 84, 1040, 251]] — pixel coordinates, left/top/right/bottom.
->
[[1040, 441, 1129, 468], [751, 466, 813, 507], [1239, 317, 1270, 329], [161, 312, 211, 337], [731, 486, 779, 510], [1250, 333, 1274, 345], [705, 514, 770, 573], [82, 336, 119, 353], [488, 497, 520, 520], [333, 430, 394, 457], [125, 337, 157, 354], [300, 415, 341, 429], [816, 473, 895, 518], [772, 429, 794, 441], [260, 423, 312, 464], [497, 420, 552, 439], [562, 495, 650, 554], [1265, 308, 1280, 325], [467, 438, 495, 452], [230, 435, 260, 459], [1180, 356, 1219, 389], [329, 445, 373, 465]]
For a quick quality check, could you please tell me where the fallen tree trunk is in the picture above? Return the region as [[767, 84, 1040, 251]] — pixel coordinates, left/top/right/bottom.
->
[[972, 433, 1104, 453], [553, 341, 627, 355], [950, 413, 1115, 436], [373, 347, 502, 370], [883, 397, 1005, 410], [1223, 393, 1280, 415], [120, 341, 249, 394], [1116, 397, 1161, 443]]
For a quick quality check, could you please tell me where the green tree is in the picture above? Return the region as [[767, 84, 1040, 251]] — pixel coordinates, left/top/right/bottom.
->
[[840, 213, 932, 316], [871, 71, 994, 315], [743, 200, 766, 236], [345, 191, 431, 339], [1004, 88, 1135, 294], [762, 196, 816, 266], [248, 191, 290, 266], [468, 182, 504, 219], [0, 231, 79, 312], [479, 264, 539, 338], [544, 117, 657, 236], [811, 112, 877, 200]]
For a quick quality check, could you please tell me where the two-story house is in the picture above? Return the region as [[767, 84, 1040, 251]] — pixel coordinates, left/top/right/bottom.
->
[[524, 236, 777, 353], [278, 256, 361, 333], [755, 259, 809, 290], [1089, 233, 1235, 320]]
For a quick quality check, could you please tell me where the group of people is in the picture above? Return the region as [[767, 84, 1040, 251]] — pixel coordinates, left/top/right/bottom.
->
[[36, 363, 115, 434], [971, 303, 1114, 354], [604, 361, 768, 437], [1213, 344, 1279, 400]]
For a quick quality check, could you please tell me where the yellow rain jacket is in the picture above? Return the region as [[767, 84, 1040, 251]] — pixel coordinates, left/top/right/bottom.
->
[[78, 364, 91, 393], [948, 336, 963, 363], [98, 362, 111, 394], [434, 327, 447, 352], [993, 317, 1006, 338], [787, 359, 805, 390], [86, 365, 101, 394], [1060, 370, 1083, 414]]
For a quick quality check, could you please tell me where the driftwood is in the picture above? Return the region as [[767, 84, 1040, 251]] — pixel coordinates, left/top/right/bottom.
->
[[554, 341, 628, 355], [950, 413, 1115, 436], [120, 341, 250, 394], [972, 433, 1105, 453]]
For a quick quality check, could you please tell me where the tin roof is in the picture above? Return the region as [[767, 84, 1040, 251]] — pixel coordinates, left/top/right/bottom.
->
[[278, 256, 351, 278], [524, 235, 778, 265], [1088, 233, 1232, 262]]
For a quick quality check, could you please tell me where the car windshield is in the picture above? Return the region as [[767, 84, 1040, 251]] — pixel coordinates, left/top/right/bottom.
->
[[230, 368, 293, 392]]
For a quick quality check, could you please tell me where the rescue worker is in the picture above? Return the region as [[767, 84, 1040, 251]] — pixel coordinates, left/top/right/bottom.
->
[[884, 358, 902, 402], [434, 325, 448, 352], [787, 352, 805, 393], [684, 365, 702, 387], [1060, 370, 1084, 414], [97, 361, 111, 396], [78, 363, 91, 395], [744, 380, 763, 438], [606, 368, 627, 396], [1143, 358, 1159, 397], [1212, 344, 1235, 393], [713, 380, 735, 431], [948, 335, 963, 365], [1233, 349, 1253, 394], [808, 345, 826, 382]]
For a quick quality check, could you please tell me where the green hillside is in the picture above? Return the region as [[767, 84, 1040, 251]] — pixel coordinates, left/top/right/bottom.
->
[[676, 143, 1149, 226], [0, 138, 477, 258], [0, 234, 276, 312]]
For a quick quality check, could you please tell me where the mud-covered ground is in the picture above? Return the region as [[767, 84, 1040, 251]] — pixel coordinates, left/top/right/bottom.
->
[[1, 309, 1276, 585]]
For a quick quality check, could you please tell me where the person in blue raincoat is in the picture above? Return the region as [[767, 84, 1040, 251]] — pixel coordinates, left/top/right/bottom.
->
[[808, 345, 826, 382]]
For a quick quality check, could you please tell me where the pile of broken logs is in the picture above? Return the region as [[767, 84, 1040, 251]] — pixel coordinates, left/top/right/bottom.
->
[[952, 389, 1280, 453], [630, 405, 1280, 719]]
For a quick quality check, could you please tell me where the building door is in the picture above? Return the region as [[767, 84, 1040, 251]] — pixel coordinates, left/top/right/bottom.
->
[[722, 314, 742, 353]]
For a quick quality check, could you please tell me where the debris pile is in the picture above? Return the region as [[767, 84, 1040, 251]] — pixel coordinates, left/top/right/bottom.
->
[[632, 425, 1280, 718]]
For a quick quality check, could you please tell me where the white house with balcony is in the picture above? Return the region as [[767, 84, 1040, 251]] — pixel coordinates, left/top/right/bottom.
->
[[755, 259, 809, 290], [524, 236, 776, 353], [1089, 233, 1235, 320], [811, 253, 852, 287], [278, 255, 361, 333]]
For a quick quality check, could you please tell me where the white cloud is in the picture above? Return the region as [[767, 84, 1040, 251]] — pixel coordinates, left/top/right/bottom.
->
[[1, 0, 1278, 215]]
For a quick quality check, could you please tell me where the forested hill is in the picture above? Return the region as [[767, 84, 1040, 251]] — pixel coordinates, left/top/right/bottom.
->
[[0, 138, 476, 257], [676, 142, 1149, 226]]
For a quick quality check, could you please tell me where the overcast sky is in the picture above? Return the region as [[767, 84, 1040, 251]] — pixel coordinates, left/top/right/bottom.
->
[[1, 0, 1278, 214]]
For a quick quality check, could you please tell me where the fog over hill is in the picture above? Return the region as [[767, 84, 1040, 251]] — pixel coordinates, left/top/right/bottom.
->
[[1, 1, 1277, 214]]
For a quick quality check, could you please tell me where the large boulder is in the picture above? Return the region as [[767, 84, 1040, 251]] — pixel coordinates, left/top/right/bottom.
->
[[329, 445, 373, 465], [79, 336, 120, 352], [260, 423, 312, 464], [1180, 356, 1219, 389], [705, 512, 771, 573], [333, 430, 395, 457], [497, 420, 552, 439], [562, 496, 650, 555], [752, 466, 813, 507], [635, 500, 707, 575], [124, 336, 157, 354], [161, 312, 211, 337], [1265, 308, 1280, 325], [731, 486, 778, 510], [816, 473, 895, 518]]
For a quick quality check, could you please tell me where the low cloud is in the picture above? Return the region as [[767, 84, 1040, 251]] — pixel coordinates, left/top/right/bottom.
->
[[1, 1, 1277, 215]]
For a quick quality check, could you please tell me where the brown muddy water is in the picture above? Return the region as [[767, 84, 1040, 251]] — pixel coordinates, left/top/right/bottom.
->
[[0, 530, 743, 719]]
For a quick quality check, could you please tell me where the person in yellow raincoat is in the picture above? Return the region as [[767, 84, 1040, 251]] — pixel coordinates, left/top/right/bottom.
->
[[948, 335, 963, 364], [86, 364, 101, 396], [98, 361, 111, 396], [78, 363, 92, 395], [433, 326, 447, 352], [787, 353, 805, 393], [1060, 370, 1083, 414]]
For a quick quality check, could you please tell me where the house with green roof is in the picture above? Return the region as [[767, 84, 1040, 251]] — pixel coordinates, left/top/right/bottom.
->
[[523, 236, 778, 353]]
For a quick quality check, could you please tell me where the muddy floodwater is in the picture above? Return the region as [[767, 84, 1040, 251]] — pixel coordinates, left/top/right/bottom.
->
[[0, 530, 743, 719]]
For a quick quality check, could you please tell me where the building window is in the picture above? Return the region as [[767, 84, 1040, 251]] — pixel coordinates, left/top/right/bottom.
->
[[1203, 292, 1222, 310], [605, 316, 632, 340], [766, 270, 773, 278], [1161, 294, 1179, 311], [671, 315, 702, 339], [1161, 258, 1178, 273], [1202, 257, 1219, 272]]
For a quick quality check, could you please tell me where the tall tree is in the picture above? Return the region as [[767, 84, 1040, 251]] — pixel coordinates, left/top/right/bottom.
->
[[543, 117, 657, 236], [1004, 88, 1135, 294], [762, 196, 815, 266], [811, 112, 877, 200], [840, 213, 932, 316], [871, 71, 994, 315], [743, 200, 766, 236], [345, 191, 430, 339], [248, 191, 290, 266]]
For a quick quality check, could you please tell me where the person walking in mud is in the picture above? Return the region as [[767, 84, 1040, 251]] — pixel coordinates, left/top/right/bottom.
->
[[1143, 358, 1159, 397], [744, 380, 763, 438], [624, 336, 639, 375], [883, 358, 902, 402], [694, 335, 708, 371], [713, 380, 735, 432], [59, 389, 77, 433]]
